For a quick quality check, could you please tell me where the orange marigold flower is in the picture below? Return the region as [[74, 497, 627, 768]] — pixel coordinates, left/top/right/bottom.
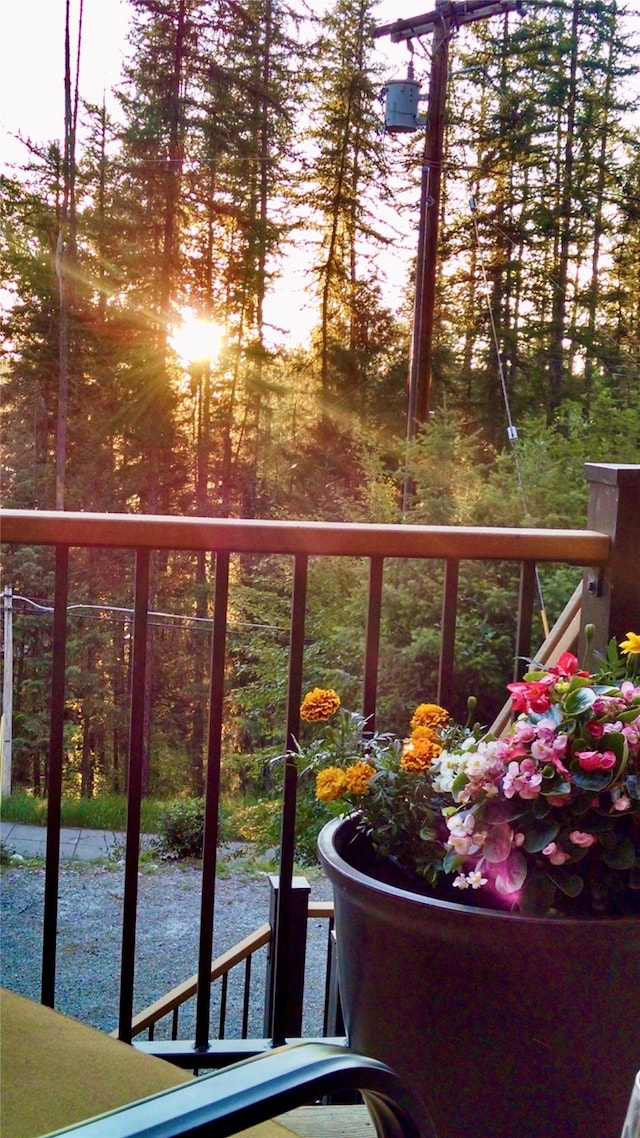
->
[[316, 767, 348, 802], [410, 703, 450, 731], [400, 729, 443, 772], [300, 687, 341, 722], [345, 761, 376, 795]]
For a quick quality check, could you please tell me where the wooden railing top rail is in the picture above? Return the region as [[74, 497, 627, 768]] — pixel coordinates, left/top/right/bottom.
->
[[0, 509, 610, 565]]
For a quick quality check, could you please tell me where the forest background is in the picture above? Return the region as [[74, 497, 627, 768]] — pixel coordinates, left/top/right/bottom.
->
[[1, 0, 639, 845]]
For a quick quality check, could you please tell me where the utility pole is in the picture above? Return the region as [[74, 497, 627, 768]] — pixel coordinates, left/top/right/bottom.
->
[[1, 586, 13, 798], [375, 0, 523, 509]]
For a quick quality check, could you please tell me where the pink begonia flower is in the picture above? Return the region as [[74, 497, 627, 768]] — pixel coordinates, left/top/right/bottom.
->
[[511, 721, 537, 745], [547, 652, 589, 679], [593, 697, 622, 718], [576, 749, 617, 772], [613, 794, 631, 812], [569, 830, 597, 848], [587, 721, 605, 739], [542, 842, 570, 866], [531, 729, 568, 764], [446, 812, 482, 856], [502, 758, 543, 800], [507, 681, 551, 714]]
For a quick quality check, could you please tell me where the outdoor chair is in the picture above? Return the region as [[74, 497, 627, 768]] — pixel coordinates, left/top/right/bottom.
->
[[0, 988, 430, 1138]]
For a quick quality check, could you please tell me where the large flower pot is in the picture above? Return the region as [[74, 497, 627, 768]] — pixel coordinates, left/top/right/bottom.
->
[[318, 815, 640, 1138]]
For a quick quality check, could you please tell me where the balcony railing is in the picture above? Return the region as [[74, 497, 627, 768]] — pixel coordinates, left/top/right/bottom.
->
[[1, 462, 638, 1070]]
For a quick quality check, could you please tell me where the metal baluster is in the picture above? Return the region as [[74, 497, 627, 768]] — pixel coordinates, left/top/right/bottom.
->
[[271, 553, 308, 1047], [363, 556, 384, 728], [241, 956, 252, 1039], [219, 973, 228, 1039], [438, 558, 459, 709], [195, 551, 229, 1051], [118, 548, 150, 1042], [515, 561, 536, 677], [41, 545, 69, 1008]]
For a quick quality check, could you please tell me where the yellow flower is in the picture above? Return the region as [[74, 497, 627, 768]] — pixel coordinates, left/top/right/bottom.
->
[[345, 761, 376, 795], [300, 687, 341, 722], [316, 767, 348, 802], [620, 632, 640, 656], [400, 728, 443, 772], [410, 703, 450, 731]]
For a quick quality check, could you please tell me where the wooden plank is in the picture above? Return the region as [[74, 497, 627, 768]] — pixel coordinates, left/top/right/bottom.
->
[[489, 582, 582, 738], [277, 1106, 374, 1138]]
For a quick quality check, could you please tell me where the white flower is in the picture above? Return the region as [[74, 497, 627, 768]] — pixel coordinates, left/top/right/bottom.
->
[[452, 870, 488, 891], [430, 751, 464, 793], [466, 870, 488, 889], [452, 873, 470, 890]]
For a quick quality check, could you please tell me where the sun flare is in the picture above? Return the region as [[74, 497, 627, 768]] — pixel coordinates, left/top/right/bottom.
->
[[170, 311, 224, 364]]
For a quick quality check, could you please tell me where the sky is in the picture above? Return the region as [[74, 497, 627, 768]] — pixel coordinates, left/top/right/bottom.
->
[[1, 0, 638, 343], [0, 0, 431, 167], [0, 0, 432, 342]]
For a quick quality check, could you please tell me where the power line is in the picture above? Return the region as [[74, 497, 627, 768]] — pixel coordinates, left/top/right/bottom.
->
[[7, 594, 292, 638]]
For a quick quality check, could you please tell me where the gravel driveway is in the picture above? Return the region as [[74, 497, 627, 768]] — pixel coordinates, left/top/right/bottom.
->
[[0, 855, 334, 1041]]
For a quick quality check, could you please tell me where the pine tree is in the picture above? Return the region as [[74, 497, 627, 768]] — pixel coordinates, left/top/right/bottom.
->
[[303, 0, 392, 409]]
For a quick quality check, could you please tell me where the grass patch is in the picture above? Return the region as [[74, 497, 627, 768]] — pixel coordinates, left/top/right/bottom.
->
[[0, 791, 277, 842], [0, 792, 167, 834]]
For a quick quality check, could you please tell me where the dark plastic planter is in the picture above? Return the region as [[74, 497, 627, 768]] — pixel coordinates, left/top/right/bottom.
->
[[318, 814, 640, 1138]]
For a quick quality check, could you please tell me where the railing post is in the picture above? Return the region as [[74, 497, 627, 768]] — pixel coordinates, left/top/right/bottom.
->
[[324, 928, 345, 1039], [263, 874, 310, 1040], [581, 463, 640, 655]]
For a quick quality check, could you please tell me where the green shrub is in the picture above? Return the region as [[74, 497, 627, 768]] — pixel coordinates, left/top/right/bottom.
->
[[231, 799, 282, 848], [156, 798, 205, 859]]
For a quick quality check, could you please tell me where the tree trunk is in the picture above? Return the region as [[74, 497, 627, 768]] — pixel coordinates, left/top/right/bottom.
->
[[547, 0, 579, 417]]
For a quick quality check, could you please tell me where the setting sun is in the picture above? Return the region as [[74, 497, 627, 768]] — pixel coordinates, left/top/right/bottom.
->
[[170, 312, 224, 364]]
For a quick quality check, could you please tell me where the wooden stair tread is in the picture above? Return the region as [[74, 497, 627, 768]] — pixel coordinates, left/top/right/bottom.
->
[[278, 1105, 374, 1138]]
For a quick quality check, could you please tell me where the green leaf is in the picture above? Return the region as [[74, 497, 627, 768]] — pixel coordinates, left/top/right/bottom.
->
[[600, 732, 627, 763], [522, 820, 560, 853], [451, 771, 468, 796], [626, 774, 639, 800], [571, 769, 612, 791], [482, 799, 524, 824], [443, 849, 463, 873], [531, 797, 553, 818], [603, 838, 636, 870], [519, 872, 556, 915], [540, 778, 571, 798], [546, 868, 584, 897], [563, 688, 597, 716]]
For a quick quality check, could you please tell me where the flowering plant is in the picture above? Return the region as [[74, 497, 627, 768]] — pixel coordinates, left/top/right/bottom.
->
[[302, 630, 640, 916]]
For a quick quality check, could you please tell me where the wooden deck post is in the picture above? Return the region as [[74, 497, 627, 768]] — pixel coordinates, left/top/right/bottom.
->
[[263, 875, 310, 1040], [581, 463, 640, 655]]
